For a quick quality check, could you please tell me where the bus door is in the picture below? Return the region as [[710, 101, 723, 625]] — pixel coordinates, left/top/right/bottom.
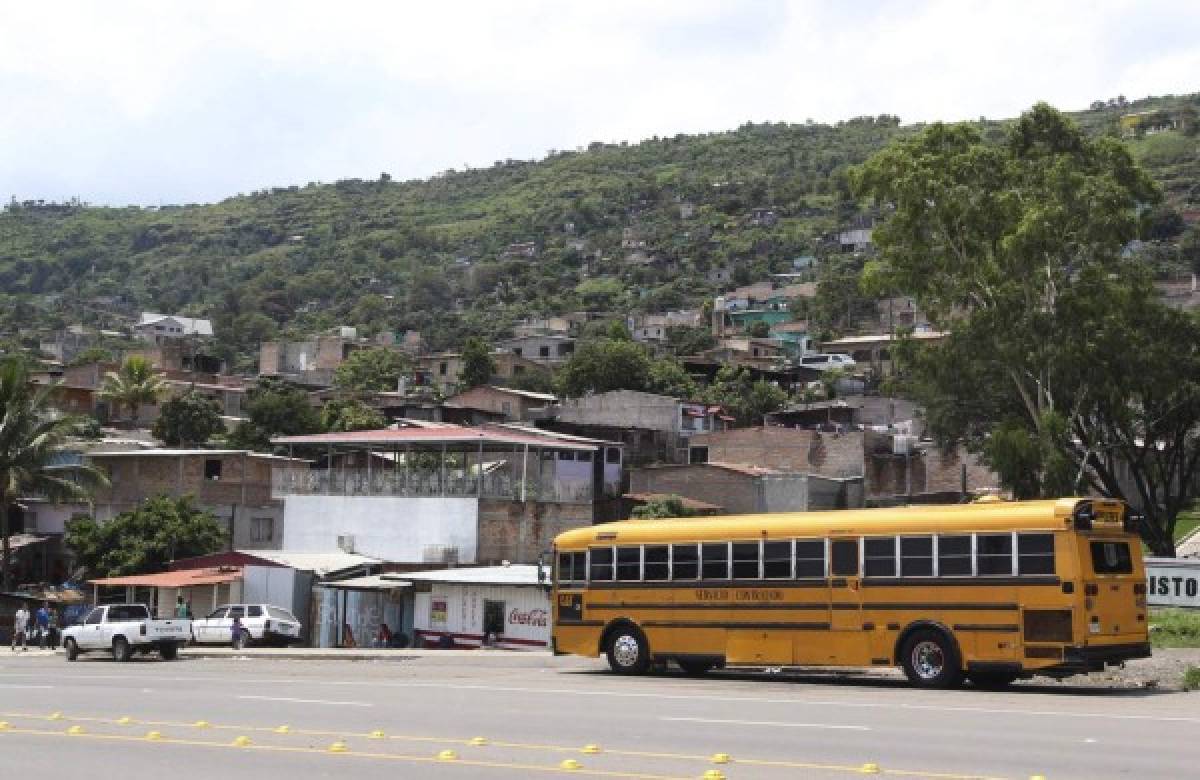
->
[[1082, 537, 1143, 643], [827, 537, 868, 665]]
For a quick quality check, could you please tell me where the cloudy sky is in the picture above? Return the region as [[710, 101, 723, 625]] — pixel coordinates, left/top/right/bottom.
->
[[1, 0, 1197, 205]]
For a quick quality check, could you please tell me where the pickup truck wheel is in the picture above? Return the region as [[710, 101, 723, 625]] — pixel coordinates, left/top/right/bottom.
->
[[64, 638, 79, 662], [112, 636, 132, 663], [159, 642, 179, 661]]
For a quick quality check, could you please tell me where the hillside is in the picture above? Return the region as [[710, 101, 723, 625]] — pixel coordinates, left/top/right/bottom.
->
[[1, 93, 1197, 370]]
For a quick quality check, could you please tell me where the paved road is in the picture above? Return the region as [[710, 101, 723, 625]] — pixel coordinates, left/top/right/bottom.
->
[[0, 650, 1196, 779]]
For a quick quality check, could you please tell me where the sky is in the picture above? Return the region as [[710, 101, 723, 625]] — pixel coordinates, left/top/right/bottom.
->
[[1, 0, 1198, 205]]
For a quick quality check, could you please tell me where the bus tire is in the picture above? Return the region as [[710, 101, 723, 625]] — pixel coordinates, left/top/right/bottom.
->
[[604, 624, 650, 675], [967, 670, 1018, 689], [900, 628, 962, 688]]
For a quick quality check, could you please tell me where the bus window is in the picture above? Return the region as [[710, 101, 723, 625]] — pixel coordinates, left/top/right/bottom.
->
[[864, 537, 898, 577], [590, 547, 614, 581], [763, 541, 791, 579], [732, 542, 760, 579], [671, 544, 699, 580], [900, 536, 933, 577], [1090, 541, 1132, 574], [701, 542, 729, 580], [616, 547, 641, 581], [795, 539, 825, 578], [644, 546, 669, 581], [977, 534, 1014, 575], [938, 535, 972, 575], [1018, 533, 1055, 575], [830, 539, 858, 577]]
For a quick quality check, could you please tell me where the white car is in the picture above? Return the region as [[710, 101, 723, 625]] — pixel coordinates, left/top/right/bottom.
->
[[61, 604, 191, 661], [189, 604, 303, 646], [799, 353, 857, 371]]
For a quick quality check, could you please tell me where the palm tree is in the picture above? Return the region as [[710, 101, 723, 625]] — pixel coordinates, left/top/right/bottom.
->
[[98, 356, 167, 427], [1, 358, 109, 590]]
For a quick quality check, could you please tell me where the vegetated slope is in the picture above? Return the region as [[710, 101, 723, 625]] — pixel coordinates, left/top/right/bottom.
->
[[0, 94, 1196, 369]]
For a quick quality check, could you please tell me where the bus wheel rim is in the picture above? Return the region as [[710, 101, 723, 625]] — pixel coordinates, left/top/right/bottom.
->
[[613, 635, 640, 667], [912, 640, 944, 679]]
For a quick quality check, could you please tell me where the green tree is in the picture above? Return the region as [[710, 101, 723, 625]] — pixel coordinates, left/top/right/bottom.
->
[[558, 339, 652, 397], [630, 495, 697, 519], [460, 337, 496, 388], [645, 358, 698, 399], [67, 346, 113, 367], [854, 103, 1200, 555], [65, 495, 226, 577], [747, 320, 771, 338], [333, 348, 411, 394], [228, 378, 323, 452], [0, 358, 108, 589], [666, 326, 716, 356], [152, 392, 224, 446], [98, 355, 168, 427], [703, 366, 787, 425], [321, 398, 385, 432]]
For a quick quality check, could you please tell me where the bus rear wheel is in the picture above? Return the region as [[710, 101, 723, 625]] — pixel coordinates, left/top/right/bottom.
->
[[900, 629, 962, 688], [605, 625, 650, 675]]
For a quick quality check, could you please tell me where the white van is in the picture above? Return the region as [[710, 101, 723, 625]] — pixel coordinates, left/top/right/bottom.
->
[[799, 353, 857, 371]]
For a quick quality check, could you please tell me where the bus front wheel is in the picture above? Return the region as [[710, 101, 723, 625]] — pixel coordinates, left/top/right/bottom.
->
[[605, 625, 650, 675], [900, 629, 962, 688]]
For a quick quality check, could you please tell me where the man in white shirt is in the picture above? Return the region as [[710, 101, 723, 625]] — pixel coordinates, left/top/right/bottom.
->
[[11, 603, 30, 652]]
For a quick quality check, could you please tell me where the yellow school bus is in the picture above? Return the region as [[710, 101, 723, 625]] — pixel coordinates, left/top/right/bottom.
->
[[551, 498, 1150, 688]]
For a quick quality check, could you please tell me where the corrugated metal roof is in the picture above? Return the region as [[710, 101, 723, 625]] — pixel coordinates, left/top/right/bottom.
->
[[392, 565, 548, 587], [272, 425, 596, 451], [90, 568, 242, 587], [320, 574, 411, 591], [87, 449, 305, 462], [237, 550, 380, 576]]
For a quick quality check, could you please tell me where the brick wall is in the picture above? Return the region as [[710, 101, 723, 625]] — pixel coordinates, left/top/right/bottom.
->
[[259, 342, 281, 375], [477, 499, 593, 564], [690, 427, 865, 478], [629, 465, 761, 514]]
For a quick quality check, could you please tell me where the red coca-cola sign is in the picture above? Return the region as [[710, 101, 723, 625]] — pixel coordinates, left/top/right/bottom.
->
[[508, 608, 548, 627]]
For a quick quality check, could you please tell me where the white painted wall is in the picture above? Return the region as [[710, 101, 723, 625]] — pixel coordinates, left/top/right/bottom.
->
[[412, 582, 550, 649], [280, 495, 479, 564]]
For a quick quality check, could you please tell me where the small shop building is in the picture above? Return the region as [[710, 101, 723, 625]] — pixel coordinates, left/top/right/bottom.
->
[[407, 564, 551, 651]]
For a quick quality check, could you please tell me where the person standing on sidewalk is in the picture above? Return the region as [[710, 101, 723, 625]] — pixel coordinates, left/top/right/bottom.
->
[[11, 603, 30, 652], [35, 603, 50, 649], [231, 615, 245, 650]]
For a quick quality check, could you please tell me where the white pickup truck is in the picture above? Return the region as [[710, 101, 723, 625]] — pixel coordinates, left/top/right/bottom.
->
[[61, 604, 191, 662]]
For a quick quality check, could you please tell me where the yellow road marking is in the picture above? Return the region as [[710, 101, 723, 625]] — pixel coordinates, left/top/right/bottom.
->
[[0, 726, 687, 779], [0, 711, 1009, 780]]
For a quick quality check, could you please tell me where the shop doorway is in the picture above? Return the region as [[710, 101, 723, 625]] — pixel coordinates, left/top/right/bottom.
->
[[483, 600, 505, 643]]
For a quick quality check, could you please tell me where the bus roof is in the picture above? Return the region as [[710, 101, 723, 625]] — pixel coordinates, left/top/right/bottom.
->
[[556, 498, 1121, 548]]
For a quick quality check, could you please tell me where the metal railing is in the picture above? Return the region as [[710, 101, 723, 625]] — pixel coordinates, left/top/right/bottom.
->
[[272, 469, 595, 503]]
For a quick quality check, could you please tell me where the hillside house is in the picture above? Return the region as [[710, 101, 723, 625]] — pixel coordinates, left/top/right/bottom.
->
[[259, 328, 367, 387], [547, 390, 731, 465], [496, 335, 576, 366], [414, 350, 551, 394], [445, 385, 557, 422], [134, 313, 214, 345]]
